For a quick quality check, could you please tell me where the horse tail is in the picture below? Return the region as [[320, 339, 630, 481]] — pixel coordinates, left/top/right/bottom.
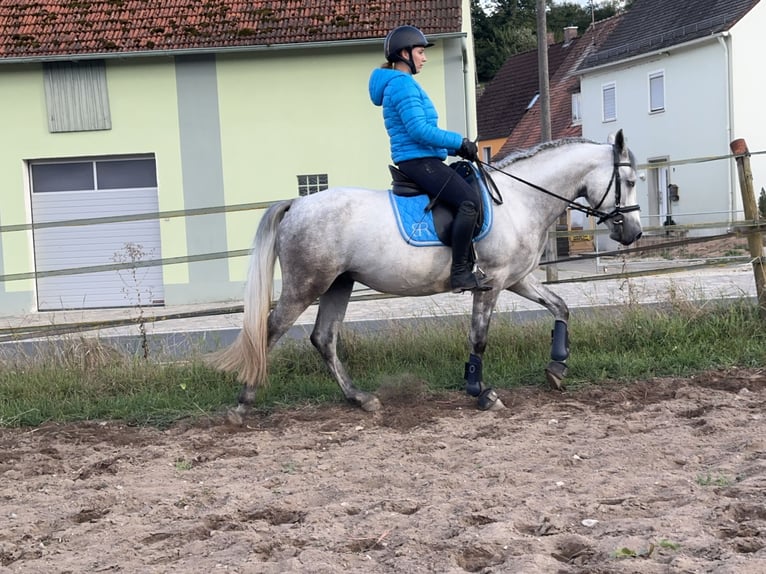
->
[[209, 200, 293, 389]]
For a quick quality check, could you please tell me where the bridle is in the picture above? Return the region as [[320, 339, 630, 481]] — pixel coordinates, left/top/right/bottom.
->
[[476, 143, 641, 225], [589, 146, 641, 225]]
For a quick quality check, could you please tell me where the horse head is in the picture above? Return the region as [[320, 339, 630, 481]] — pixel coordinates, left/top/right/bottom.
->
[[584, 129, 643, 246]]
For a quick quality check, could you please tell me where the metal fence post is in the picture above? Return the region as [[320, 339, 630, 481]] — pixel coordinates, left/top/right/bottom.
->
[[730, 138, 766, 318]]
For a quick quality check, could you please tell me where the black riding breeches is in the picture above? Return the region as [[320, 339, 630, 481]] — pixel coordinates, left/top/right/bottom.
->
[[397, 157, 480, 212]]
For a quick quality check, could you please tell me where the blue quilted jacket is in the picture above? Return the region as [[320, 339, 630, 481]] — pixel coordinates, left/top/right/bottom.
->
[[368, 68, 463, 164]]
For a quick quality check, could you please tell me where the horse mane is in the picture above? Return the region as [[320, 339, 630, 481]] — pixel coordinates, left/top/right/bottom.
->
[[493, 137, 599, 169]]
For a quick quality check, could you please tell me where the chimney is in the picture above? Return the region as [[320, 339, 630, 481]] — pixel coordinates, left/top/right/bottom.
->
[[563, 26, 579, 45], [547, 32, 555, 45]]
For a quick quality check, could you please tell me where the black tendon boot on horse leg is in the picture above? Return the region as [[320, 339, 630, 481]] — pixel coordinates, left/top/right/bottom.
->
[[450, 201, 491, 293], [545, 319, 569, 391], [464, 354, 504, 411]]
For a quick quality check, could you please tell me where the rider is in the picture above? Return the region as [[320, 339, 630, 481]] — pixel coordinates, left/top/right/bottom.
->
[[368, 25, 491, 293]]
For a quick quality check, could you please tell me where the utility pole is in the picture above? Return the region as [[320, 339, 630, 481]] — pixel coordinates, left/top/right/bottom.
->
[[536, 0, 551, 142], [537, 0, 557, 280]]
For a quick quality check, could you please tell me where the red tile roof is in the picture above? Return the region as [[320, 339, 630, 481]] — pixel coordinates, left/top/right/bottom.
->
[[493, 15, 622, 161], [0, 0, 463, 60], [476, 41, 570, 141]]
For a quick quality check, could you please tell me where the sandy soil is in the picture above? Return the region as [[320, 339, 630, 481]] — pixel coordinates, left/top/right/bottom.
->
[[1, 369, 765, 574]]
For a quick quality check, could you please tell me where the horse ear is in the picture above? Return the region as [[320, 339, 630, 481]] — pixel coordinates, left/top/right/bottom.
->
[[608, 129, 625, 151]]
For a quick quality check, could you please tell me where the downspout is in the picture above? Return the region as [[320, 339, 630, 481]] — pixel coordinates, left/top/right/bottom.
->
[[462, 36, 477, 140], [718, 32, 736, 223]]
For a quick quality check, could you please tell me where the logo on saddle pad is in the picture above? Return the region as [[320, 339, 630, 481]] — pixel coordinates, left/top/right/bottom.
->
[[388, 161, 493, 247]]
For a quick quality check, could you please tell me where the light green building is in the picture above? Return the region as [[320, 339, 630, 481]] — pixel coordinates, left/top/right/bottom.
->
[[0, 0, 477, 314]]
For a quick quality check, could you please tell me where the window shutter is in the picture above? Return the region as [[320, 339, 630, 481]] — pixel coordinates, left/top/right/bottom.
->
[[44, 61, 112, 132], [602, 83, 616, 122]]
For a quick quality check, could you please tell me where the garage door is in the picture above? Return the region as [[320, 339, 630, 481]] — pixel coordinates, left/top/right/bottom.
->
[[30, 156, 165, 310]]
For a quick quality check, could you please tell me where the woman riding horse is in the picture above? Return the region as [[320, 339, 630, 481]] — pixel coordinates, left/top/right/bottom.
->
[[368, 25, 491, 293]]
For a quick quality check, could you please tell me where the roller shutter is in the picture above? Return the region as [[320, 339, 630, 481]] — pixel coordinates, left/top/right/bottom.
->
[[30, 156, 164, 310]]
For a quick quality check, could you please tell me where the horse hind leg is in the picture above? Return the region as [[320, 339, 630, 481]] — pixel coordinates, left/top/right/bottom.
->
[[234, 283, 320, 415], [310, 274, 381, 412], [508, 275, 570, 391]]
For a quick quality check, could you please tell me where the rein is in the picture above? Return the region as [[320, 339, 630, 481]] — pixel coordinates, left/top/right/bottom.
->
[[475, 144, 640, 225]]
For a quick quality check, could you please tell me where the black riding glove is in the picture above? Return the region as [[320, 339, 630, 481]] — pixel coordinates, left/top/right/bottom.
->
[[456, 138, 478, 162]]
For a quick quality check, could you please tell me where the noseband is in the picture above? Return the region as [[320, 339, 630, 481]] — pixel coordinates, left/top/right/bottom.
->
[[591, 147, 641, 225]]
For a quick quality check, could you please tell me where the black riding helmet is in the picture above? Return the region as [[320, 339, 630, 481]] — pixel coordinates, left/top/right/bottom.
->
[[384, 25, 434, 75]]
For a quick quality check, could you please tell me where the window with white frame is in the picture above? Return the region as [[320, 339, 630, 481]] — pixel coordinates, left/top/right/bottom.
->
[[602, 82, 616, 122], [43, 60, 112, 133], [482, 146, 492, 164], [649, 71, 665, 113], [297, 174, 328, 196], [571, 92, 582, 125]]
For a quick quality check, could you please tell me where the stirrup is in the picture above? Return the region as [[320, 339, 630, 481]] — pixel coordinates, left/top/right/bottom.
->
[[451, 267, 491, 293]]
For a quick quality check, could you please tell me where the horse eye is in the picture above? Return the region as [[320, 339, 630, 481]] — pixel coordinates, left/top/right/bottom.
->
[[626, 180, 636, 188]]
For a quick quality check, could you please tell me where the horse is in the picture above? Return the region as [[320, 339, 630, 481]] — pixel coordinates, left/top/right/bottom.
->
[[211, 130, 642, 416]]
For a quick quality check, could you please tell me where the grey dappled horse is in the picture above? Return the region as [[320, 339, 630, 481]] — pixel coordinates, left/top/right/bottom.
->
[[212, 130, 642, 416]]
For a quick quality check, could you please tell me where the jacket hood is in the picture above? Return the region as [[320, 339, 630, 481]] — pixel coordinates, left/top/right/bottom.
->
[[369, 68, 407, 106]]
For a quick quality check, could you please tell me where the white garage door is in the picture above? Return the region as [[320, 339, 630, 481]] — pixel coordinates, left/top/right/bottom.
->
[[30, 156, 165, 310]]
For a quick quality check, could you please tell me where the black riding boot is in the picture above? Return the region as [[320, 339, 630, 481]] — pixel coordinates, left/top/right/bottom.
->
[[450, 201, 491, 292]]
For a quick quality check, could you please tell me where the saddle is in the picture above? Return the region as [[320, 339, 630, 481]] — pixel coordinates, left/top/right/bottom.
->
[[389, 160, 486, 246]]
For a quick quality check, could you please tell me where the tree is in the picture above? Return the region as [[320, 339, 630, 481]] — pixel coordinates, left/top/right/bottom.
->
[[475, 21, 537, 82], [472, 0, 624, 83]]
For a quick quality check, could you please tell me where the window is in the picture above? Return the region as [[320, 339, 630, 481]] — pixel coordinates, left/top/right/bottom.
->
[[482, 146, 492, 164], [649, 71, 665, 113], [297, 174, 328, 196], [571, 92, 582, 125], [43, 60, 112, 132], [602, 83, 616, 122], [31, 156, 156, 193]]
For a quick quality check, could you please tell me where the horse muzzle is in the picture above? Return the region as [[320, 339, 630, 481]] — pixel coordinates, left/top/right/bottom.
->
[[609, 216, 643, 245], [611, 227, 643, 246]]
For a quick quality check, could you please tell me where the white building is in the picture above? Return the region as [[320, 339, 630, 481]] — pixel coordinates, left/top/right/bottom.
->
[[579, 0, 764, 241]]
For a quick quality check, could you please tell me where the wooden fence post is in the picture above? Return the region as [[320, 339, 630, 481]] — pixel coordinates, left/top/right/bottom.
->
[[730, 138, 766, 317]]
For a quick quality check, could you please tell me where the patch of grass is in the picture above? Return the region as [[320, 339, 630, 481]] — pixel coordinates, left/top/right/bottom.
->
[[1, 298, 765, 427], [696, 473, 733, 487], [613, 543, 655, 559], [174, 458, 193, 471], [657, 539, 681, 551]]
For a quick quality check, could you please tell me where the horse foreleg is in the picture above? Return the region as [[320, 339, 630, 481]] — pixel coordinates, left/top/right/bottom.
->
[[464, 291, 505, 411], [311, 274, 381, 412], [508, 275, 570, 391]]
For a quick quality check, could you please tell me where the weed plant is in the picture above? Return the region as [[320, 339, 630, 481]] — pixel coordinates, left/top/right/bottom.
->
[[1, 298, 764, 427]]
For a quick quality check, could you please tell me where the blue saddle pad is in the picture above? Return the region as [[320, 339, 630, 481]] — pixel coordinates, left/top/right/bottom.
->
[[388, 166, 493, 247]]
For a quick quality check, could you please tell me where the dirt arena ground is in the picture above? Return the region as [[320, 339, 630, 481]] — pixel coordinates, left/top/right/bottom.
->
[[1, 368, 765, 574]]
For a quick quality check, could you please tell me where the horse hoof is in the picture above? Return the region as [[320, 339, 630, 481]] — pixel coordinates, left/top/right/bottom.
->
[[545, 361, 568, 391], [227, 408, 245, 426], [477, 388, 504, 411], [361, 395, 382, 412]]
